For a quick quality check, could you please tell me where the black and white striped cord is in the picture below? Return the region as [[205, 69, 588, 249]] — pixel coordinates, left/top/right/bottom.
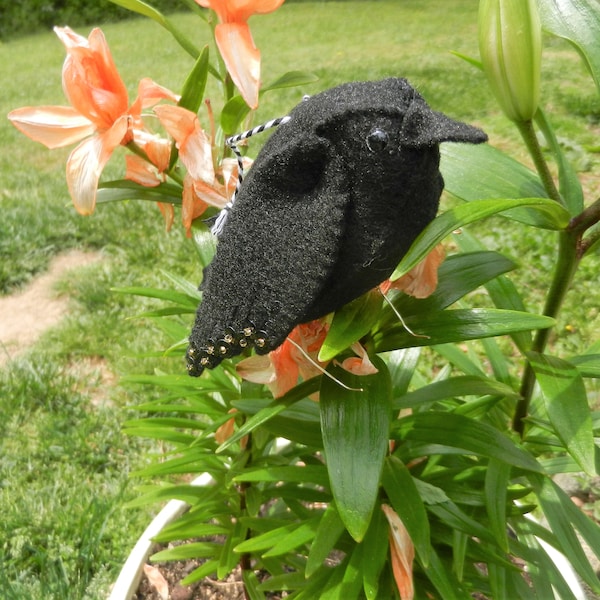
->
[[210, 115, 292, 237]]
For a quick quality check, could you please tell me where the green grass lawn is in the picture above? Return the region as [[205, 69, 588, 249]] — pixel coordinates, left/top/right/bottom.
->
[[1, 1, 599, 598]]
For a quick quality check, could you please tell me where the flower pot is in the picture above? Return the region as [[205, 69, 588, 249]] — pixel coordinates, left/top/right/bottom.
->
[[108, 473, 213, 600]]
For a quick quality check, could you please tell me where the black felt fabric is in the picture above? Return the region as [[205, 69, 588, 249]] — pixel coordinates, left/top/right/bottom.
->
[[186, 78, 487, 375]]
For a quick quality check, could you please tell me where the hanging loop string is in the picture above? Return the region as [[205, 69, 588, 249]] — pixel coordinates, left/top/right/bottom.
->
[[210, 115, 292, 237]]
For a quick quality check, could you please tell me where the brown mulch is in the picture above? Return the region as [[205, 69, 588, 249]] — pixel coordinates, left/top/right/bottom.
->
[[134, 548, 289, 600], [135, 557, 247, 600]]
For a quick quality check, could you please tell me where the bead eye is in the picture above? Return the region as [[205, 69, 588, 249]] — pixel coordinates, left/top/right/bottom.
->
[[366, 127, 389, 152]]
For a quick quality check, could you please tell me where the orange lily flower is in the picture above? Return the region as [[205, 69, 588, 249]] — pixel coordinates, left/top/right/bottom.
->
[[337, 342, 379, 376], [125, 131, 175, 230], [215, 408, 248, 447], [237, 319, 329, 398], [195, 0, 285, 109], [382, 504, 415, 600], [154, 104, 248, 235], [380, 245, 445, 299], [8, 26, 178, 215], [237, 319, 377, 398]]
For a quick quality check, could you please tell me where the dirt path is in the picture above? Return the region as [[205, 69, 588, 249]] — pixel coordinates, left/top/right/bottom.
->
[[0, 249, 103, 366]]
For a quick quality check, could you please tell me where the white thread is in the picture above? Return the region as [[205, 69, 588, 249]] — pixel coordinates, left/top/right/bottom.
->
[[285, 337, 364, 392], [380, 290, 430, 339]]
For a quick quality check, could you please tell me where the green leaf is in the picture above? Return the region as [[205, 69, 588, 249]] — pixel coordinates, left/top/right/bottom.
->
[[441, 143, 571, 229], [233, 520, 305, 554], [306, 504, 346, 578], [179, 45, 210, 113], [454, 229, 532, 352], [319, 289, 382, 361], [219, 519, 245, 579], [391, 197, 568, 280], [386, 347, 421, 397], [233, 395, 323, 446], [124, 483, 215, 508], [108, 0, 167, 22], [379, 251, 517, 329], [221, 95, 251, 135], [113, 284, 199, 306], [528, 352, 595, 474], [156, 521, 227, 544], [256, 571, 306, 593], [481, 337, 512, 385], [569, 353, 600, 378], [191, 220, 218, 270], [263, 516, 321, 557], [382, 456, 431, 565], [535, 108, 584, 215], [360, 507, 389, 600], [394, 412, 543, 472], [261, 70, 319, 92], [432, 343, 486, 377], [217, 378, 320, 452], [233, 465, 329, 486], [441, 143, 543, 197], [538, 0, 600, 95], [318, 551, 363, 600], [485, 459, 511, 552], [339, 543, 367, 600], [428, 251, 517, 309], [428, 499, 495, 543], [132, 447, 224, 478], [160, 269, 203, 299], [320, 356, 392, 541], [97, 180, 182, 204], [424, 546, 467, 600], [532, 475, 600, 592], [374, 308, 555, 353], [181, 559, 219, 585], [151, 541, 220, 561], [242, 570, 266, 600], [393, 375, 518, 410]]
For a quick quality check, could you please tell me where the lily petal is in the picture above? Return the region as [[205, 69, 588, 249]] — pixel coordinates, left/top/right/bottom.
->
[[236, 354, 277, 385], [157, 202, 175, 232], [8, 106, 95, 149], [66, 116, 128, 214], [381, 245, 445, 299], [133, 130, 171, 173], [125, 154, 162, 187], [214, 22, 261, 109], [58, 26, 129, 130], [53, 25, 88, 49], [382, 504, 415, 600], [137, 77, 180, 109], [154, 105, 214, 183], [270, 342, 300, 397], [196, 0, 285, 23], [340, 343, 379, 376], [182, 175, 209, 236]]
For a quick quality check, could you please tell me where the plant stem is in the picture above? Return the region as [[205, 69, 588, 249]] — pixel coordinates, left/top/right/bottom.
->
[[239, 432, 252, 600], [579, 224, 600, 257], [513, 230, 581, 435], [515, 120, 563, 205], [512, 119, 580, 435], [568, 196, 600, 235]]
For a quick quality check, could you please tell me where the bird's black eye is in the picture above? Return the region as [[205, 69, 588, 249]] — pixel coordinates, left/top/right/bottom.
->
[[366, 127, 389, 152]]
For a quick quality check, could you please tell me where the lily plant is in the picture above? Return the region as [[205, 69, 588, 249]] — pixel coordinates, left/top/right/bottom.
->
[[8, 0, 600, 598]]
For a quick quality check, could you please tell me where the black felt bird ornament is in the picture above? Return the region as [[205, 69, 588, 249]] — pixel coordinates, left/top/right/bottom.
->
[[186, 77, 487, 376]]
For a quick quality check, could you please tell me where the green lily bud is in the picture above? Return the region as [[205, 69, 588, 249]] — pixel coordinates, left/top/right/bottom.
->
[[479, 0, 542, 122]]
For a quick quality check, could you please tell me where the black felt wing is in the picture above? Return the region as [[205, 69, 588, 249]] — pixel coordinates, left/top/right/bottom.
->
[[186, 134, 349, 374]]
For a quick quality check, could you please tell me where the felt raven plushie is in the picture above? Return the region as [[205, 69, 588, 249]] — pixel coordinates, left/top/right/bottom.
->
[[186, 77, 487, 376]]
